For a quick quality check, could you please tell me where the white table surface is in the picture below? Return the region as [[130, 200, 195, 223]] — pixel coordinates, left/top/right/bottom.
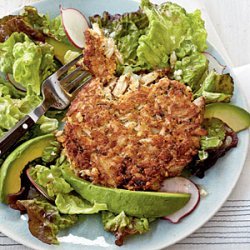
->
[[0, 0, 249, 250]]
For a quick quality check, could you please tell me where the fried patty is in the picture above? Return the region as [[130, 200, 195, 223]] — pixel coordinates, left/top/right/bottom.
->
[[83, 24, 118, 83], [59, 75, 206, 191]]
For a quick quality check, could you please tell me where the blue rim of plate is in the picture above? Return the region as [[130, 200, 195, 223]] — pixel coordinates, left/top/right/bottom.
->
[[0, 1, 249, 249]]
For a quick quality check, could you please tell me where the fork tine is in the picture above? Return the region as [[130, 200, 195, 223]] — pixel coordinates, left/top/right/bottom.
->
[[60, 65, 82, 85], [64, 71, 92, 93], [71, 74, 92, 97], [56, 54, 83, 77]]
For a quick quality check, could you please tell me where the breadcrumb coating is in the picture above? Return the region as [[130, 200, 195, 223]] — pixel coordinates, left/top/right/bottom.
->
[[59, 75, 206, 191]]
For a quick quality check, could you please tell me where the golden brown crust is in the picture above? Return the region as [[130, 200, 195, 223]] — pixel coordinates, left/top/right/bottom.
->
[[60, 77, 206, 191], [83, 29, 117, 83]]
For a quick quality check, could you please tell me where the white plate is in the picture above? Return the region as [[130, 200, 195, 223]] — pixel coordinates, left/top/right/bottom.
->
[[0, 0, 249, 249]]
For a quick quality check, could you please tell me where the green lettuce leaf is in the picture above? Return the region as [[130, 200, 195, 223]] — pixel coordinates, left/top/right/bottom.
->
[[55, 193, 107, 214], [0, 85, 58, 137], [44, 16, 70, 44], [0, 95, 23, 134], [0, 85, 41, 137], [12, 36, 41, 93], [37, 115, 59, 133], [29, 165, 73, 198], [137, 0, 189, 69], [22, 6, 69, 44], [102, 211, 150, 246], [41, 140, 62, 163], [174, 52, 208, 91], [0, 32, 57, 95], [194, 70, 234, 103], [90, 10, 149, 72], [187, 10, 208, 52], [16, 199, 77, 244], [0, 76, 25, 98], [90, 0, 207, 75], [0, 32, 24, 74], [21, 6, 48, 31], [0, 12, 45, 43], [137, 0, 207, 70], [200, 118, 226, 151]]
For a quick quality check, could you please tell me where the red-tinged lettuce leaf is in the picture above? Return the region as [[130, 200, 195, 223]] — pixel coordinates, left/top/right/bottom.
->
[[16, 199, 78, 244], [102, 211, 151, 246], [186, 122, 238, 178], [0, 15, 45, 43]]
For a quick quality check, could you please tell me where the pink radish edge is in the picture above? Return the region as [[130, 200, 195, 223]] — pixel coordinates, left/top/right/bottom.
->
[[203, 52, 226, 74], [160, 177, 200, 224], [60, 6, 90, 49]]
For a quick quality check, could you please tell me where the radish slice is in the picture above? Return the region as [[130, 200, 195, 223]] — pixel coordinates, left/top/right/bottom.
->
[[160, 177, 200, 223], [6, 73, 26, 92], [203, 52, 226, 74], [60, 6, 90, 49]]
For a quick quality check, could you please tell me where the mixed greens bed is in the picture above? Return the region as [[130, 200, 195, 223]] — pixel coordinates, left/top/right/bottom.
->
[[0, 0, 249, 246]]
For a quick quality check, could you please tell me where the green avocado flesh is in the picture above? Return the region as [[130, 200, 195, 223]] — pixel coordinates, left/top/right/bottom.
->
[[45, 37, 81, 64], [204, 103, 250, 132], [61, 166, 191, 218], [0, 134, 55, 203]]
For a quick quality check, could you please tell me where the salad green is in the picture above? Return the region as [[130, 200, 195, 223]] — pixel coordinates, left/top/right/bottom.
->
[[102, 211, 151, 246], [91, 0, 208, 89], [16, 198, 78, 244], [0, 6, 73, 143], [194, 70, 234, 103], [0, 32, 56, 94]]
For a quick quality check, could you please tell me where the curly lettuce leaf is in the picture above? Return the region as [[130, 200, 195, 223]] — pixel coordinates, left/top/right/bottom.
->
[[0, 32, 57, 95], [21, 6, 47, 31], [187, 119, 238, 178], [187, 10, 207, 52], [45, 16, 70, 44], [37, 116, 59, 133], [13, 41, 41, 94], [200, 118, 226, 151], [137, 0, 189, 69], [102, 211, 150, 246], [0, 84, 58, 138], [194, 70, 234, 103], [90, 0, 207, 75], [0, 85, 41, 137], [29, 165, 73, 198], [0, 32, 24, 73], [0, 14, 45, 43], [0, 95, 23, 134], [137, 0, 207, 70], [0, 76, 25, 98], [22, 6, 69, 44], [16, 199, 77, 244], [41, 140, 62, 163], [90, 10, 148, 72], [174, 52, 208, 91], [55, 193, 107, 214]]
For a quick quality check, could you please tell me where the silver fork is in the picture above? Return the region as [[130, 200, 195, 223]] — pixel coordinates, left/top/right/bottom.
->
[[0, 54, 92, 156]]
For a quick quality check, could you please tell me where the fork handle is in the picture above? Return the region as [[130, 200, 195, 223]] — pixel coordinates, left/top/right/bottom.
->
[[0, 115, 35, 157]]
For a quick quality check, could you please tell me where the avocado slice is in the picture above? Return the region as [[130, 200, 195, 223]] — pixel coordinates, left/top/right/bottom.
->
[[61, 166, 191, 218], [204, 103, 250, 132], [0, 134, 55, 203], [45, 37, 81, 64]]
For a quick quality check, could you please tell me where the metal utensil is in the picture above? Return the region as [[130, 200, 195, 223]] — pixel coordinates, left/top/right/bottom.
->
[[0, 54, 92, 156]]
